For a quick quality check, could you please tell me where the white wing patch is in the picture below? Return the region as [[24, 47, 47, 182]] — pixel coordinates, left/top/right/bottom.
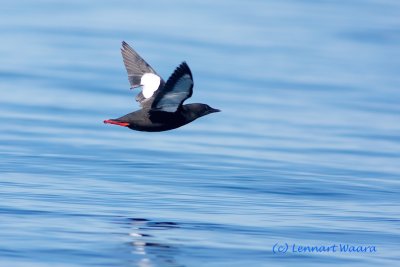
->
[[141, 73, 161, 98]]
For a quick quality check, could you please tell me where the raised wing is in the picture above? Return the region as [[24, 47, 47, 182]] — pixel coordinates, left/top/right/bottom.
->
[[121, 41, 162, 87], [150, 62, 193, 113], [121, 41, 164, 107]]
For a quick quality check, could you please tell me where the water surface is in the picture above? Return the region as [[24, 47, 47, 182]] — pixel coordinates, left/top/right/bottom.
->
[[1, 0, 400, 266]]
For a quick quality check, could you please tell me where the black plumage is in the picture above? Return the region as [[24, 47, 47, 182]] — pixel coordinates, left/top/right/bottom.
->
[[104, 41, 220, 132]]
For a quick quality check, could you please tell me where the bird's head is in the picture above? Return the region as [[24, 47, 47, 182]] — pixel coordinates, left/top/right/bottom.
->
[[183, 103, 220, 121]]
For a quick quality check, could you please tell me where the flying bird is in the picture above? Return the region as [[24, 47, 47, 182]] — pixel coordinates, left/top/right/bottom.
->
[[104, 41, 220, 132]]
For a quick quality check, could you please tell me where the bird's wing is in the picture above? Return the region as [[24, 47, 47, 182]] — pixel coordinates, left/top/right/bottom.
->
[[121, 41, 162, 87], [121, 41, 164, 107], [150, 62, 193, 113]]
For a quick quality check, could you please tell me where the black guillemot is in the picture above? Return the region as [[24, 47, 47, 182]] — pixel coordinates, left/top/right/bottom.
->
[[104, 41, 220, 132]]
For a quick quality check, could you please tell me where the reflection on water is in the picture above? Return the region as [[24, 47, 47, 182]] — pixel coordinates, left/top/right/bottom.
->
[[127, 218, 181, 267], [1, 0, 400, 266]]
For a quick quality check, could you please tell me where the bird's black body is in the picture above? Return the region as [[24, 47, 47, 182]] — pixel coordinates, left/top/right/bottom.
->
[[113, 103, 219, 132], [104, 41, 219, 132]]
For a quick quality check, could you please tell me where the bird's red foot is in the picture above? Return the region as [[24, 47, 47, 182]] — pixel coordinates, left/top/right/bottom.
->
[[103, 119, 129, 127]]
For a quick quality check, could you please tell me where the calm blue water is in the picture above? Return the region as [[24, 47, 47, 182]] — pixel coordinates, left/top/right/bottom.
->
[[1, 0, 400, 266]]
